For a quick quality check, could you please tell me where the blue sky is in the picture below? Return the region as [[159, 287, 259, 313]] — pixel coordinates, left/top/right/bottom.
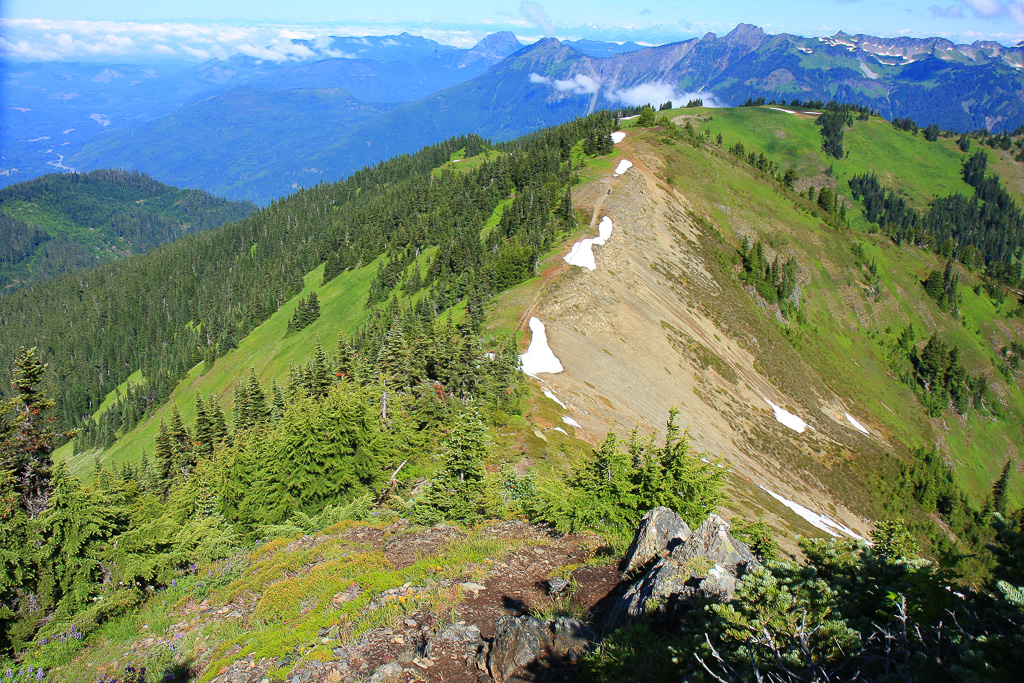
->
[[3, 0, 1023, 61]]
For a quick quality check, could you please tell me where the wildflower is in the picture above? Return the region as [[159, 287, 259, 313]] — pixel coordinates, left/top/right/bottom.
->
[[171, 580, 176, 587], [36, 670, 44, 681]]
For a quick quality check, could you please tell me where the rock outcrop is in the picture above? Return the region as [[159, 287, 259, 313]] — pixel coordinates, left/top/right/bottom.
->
[[488, 615, 596, 682], [622, 506, 692, 574], [603, 513, 758, 633]]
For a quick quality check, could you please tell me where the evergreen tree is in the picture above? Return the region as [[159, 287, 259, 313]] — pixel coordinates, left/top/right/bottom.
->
[[36, 463, 124, 618], [415, 410, 491, 523], [992, 459, 1013, 515], [0, 348, 75, 518]]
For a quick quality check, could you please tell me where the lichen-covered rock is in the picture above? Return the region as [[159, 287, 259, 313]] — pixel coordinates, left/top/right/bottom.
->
[[487, 615, 596, 682], [489, 615, 549, 683], [622, 506, 692, 574], [602, 513, 758, 634], [426, 622, 489, 670], [672, 513, 758, 573], [368, 661, 403, 683]]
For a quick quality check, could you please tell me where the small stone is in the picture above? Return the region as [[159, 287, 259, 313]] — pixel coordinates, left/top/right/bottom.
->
[[404, 618, 418, 627]]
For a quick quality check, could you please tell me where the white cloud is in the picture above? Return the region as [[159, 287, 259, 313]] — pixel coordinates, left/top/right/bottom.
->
[[520, 1, 556, 35], [530, 71, 718, 108], [552, 73, 601, 94], [608, 82, 720, 108]]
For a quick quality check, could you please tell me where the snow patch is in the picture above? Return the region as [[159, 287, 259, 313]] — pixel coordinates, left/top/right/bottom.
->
[[564, 215, 613, 271], [562, 416, 581, 428], [760, 486, 865, 540], [859, 61, 880, 79], [845, 413, 869, 436], [543, 389, 566, 408], [764, 399, 808, 433], [26, 136, 51, 142], [610, 131, 626, 144], [803, 111, 821, 115], [553, 427, 568, 435], [613, 159, 633, 176], [62, 128, 74, 135], [519, 317, 563, 376], [767, 107, 797, 114], [89, 113, 110, 127]]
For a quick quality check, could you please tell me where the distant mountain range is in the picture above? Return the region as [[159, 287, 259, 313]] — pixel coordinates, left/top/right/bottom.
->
[[3, 24, 1024, 204]]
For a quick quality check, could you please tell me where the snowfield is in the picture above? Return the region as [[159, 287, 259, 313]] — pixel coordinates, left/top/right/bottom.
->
[[543, 389, 566, 408], [561, 416, 581, 428], [845, 413, 870, 435], [564, 215, 614, 271], [610, 131, 626, 144], [764, 399, 808, 433], [519, 317, 564, 376], [760, 486, 865, 540], [613, 159, 633, 176]]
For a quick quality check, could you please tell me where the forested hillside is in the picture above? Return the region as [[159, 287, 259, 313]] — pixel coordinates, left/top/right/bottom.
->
[[0, 170, 253, 290]]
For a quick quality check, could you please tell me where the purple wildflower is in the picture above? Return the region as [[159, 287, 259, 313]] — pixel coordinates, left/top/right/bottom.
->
[[36, 670, 44, 681]]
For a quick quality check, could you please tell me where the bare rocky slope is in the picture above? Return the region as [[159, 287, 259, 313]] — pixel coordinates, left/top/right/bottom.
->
[[503, 131, 892, 543]]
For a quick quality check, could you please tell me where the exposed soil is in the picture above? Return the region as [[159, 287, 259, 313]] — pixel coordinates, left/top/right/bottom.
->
[[498, 136, 876, 545]]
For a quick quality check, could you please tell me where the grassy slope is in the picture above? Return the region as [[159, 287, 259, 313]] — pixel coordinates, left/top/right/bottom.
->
[[60, 260, 379, 480], [657, 106, 1024, 507]]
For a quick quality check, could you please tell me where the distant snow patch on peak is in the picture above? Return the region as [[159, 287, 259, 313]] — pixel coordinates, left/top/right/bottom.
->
[[610, 131, 626, 144], [764, 399, 808, 433], [613, 160, 632, 176], [520, 317, 563, 376], [845, 413, 870, 436], [562, 415, 581, 428]]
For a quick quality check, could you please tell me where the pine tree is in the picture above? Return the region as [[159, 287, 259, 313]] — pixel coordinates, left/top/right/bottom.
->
[[270, 379, 286, 422], [194, 392, 213, 457], [154, 418, 174, 485], [416, 411, 490, 523], [992, 460, 1013, 515], [37, 462, 124, 615], [244, 368, 269, 426], [0, 347, 76, 518], [307, 339, 334, 398]]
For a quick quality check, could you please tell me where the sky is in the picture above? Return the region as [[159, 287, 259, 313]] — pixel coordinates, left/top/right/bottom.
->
[[3, 0, 1024, 62]]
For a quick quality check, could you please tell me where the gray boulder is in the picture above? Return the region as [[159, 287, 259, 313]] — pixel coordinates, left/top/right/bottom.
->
[[622, 506, 692, 575], [368, 661, 404, 683], [488, 615, 596, 682], [673, 513, 758, 572], [602, 513, 758, 634], [425, 622, 489, 670]]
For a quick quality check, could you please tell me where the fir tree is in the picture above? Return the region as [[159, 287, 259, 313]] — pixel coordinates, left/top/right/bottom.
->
[[415, 411, 490, 523], [0, 348, 76, 518]]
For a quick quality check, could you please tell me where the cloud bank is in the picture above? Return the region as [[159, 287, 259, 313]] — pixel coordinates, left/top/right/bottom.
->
[[529, 72, 720, 108], [0, 18, 490, 62]]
